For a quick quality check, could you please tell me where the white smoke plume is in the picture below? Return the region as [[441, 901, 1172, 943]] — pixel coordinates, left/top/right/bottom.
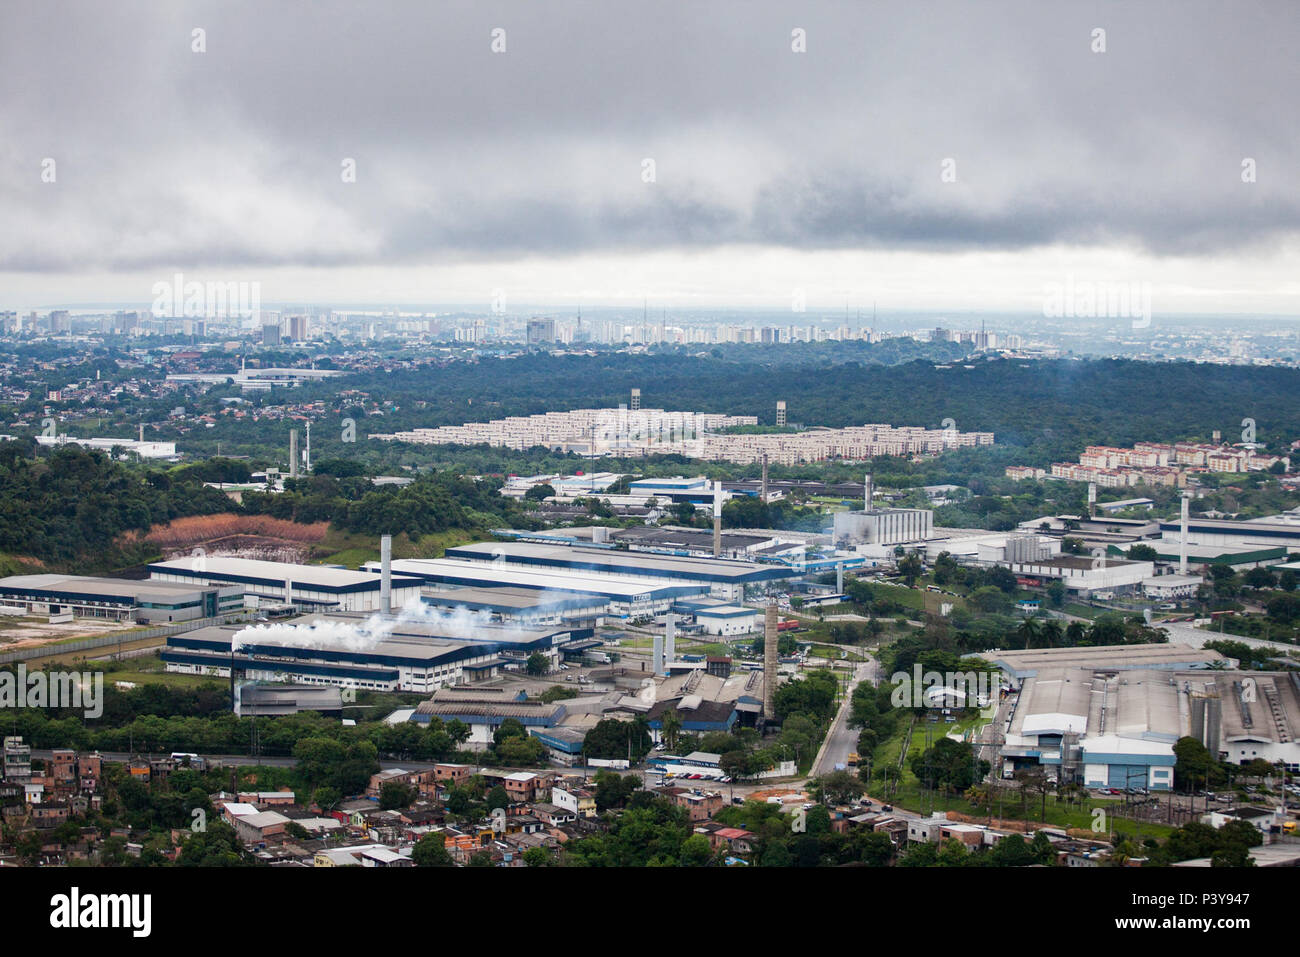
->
[[230, 593, 544, 655]]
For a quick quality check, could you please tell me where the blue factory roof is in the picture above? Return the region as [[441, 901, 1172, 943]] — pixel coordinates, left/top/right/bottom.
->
[[444, 541, 794, 584]]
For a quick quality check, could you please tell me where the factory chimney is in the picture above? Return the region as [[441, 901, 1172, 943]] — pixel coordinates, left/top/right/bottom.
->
[[380, 534, 393, 614], [712, 481, 723, 558], [763, 604, 779, 717], [652, 634, 664, 676], [761, 452, 769, 504], [138, 424, 144, 443], [836, 561, 844, 593], [665, 614, 676, 663], [864, 473, 873, 512], [289, 429, 299, 479], [1179, 492, 1190, 575], [284, 578, 293, 606], [1087, 482, 1097, 518]]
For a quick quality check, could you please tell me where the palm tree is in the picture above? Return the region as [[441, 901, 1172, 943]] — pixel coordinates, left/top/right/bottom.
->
[[660, 709, 682, 752], [1064, 621, 1087, 647], [1039, 620, 1063, 648], [1015, 617, 1041, 649]]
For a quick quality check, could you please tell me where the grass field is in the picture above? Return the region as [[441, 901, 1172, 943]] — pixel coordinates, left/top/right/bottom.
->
[[867, 715, 1175, 842], [96, 652, 226, 689]]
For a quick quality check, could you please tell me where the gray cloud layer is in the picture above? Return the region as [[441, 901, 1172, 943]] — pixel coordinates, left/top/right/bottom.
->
[[1, 0, 1297, 273]]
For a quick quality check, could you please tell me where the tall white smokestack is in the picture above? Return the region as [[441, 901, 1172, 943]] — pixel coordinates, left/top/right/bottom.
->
[[864, 473, 873, 512], [665, 614, 676, 663], [289, 429, 299, 479], [836, 561, 844, 593], [652, 634, 665, 676], [761, 453, 769, 504], [284, 578, 293, 605], [1179, 492, 1190, 575], [380, 534, 392, 615], [712, 481, 723, 558]]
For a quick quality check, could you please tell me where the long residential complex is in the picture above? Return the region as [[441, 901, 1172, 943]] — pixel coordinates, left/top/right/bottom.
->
[[1010, 441, 1292, 488], [375, 406, 993, 465], [373, 407, 757, 455]]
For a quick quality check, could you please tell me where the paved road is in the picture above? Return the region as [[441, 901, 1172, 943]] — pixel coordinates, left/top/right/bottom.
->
[[1158, 620, 1298, 654], [811, 656, 878, 777]]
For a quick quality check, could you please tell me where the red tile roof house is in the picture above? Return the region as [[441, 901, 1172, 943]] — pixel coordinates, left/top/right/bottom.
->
[[707, 827, 755, 855]]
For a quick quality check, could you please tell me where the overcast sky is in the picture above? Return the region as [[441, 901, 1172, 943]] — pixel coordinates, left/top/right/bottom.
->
[[1, 0, 1297, 314]]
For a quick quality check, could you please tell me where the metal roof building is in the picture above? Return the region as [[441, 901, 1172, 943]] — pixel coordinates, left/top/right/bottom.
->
[[988, 643, 1225, 682], [371, 557, 708, 617], [0, 573, 244, 623], [148, 557, 425, 612], [444, 540, 795, 601], [161, 614, 581, 694], [419, 585, 608, 627]]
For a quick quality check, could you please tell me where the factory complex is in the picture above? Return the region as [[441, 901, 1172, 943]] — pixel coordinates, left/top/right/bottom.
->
[[161, 614, 584, 695]]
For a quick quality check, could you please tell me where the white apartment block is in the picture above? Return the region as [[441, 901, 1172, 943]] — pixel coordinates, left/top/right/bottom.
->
[[374, 411, 993, 466]]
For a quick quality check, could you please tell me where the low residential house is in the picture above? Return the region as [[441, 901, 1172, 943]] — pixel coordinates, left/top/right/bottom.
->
[[233, 810, 290, 846], [238, 790, 297, 807], [502, 771, 548, 804], [531, 803, 577, 827], [314, 844, 413, 867], [551, 785, 597, 819], [434, 763, 473, 786], [367, 768, 416, 799], [30, 802, 69, 827], [705, 826, 755, 855], [51, 750, 76, 790], [656, 786, 723, 822], [220, 802, 261, 825]]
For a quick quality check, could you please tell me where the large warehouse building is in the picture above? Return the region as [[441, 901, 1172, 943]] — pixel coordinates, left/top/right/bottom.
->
[[440, 540, 794, 602], [369, 557, 708, 618], [161, 613, 587, 694], [419, 586, 608, 628], [148, 557, 425, 612], [0, 574, 244, 623], [989, 643, 1300, 788], [1156, 515, 1300, 551], [1002, 665, 1300, 787]]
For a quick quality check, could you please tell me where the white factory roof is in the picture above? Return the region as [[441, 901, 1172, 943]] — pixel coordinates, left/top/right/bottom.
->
[[1142, 574, 1202, 587], [378, 558, 707, 601], [694, 604, 760, 619], [1079, 734, 1174, 756], [445, 540, 793, 583], [151, 556, 423, 590]]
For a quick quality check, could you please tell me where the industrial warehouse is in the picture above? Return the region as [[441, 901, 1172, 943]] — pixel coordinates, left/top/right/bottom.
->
[[0, 573, 244, 623], [160, 613, 588, 694], [439, 540, 795, 601], [370, 557, 708, 617], [990, 643, 1300, 789], [147, 556, 426, 612]]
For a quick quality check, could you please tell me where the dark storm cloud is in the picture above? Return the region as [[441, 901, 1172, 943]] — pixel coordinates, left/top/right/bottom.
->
[[0, 0, 1296, 272]]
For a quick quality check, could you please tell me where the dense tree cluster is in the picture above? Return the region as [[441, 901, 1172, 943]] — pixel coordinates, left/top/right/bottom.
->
[[0, 443, 232, 568]]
